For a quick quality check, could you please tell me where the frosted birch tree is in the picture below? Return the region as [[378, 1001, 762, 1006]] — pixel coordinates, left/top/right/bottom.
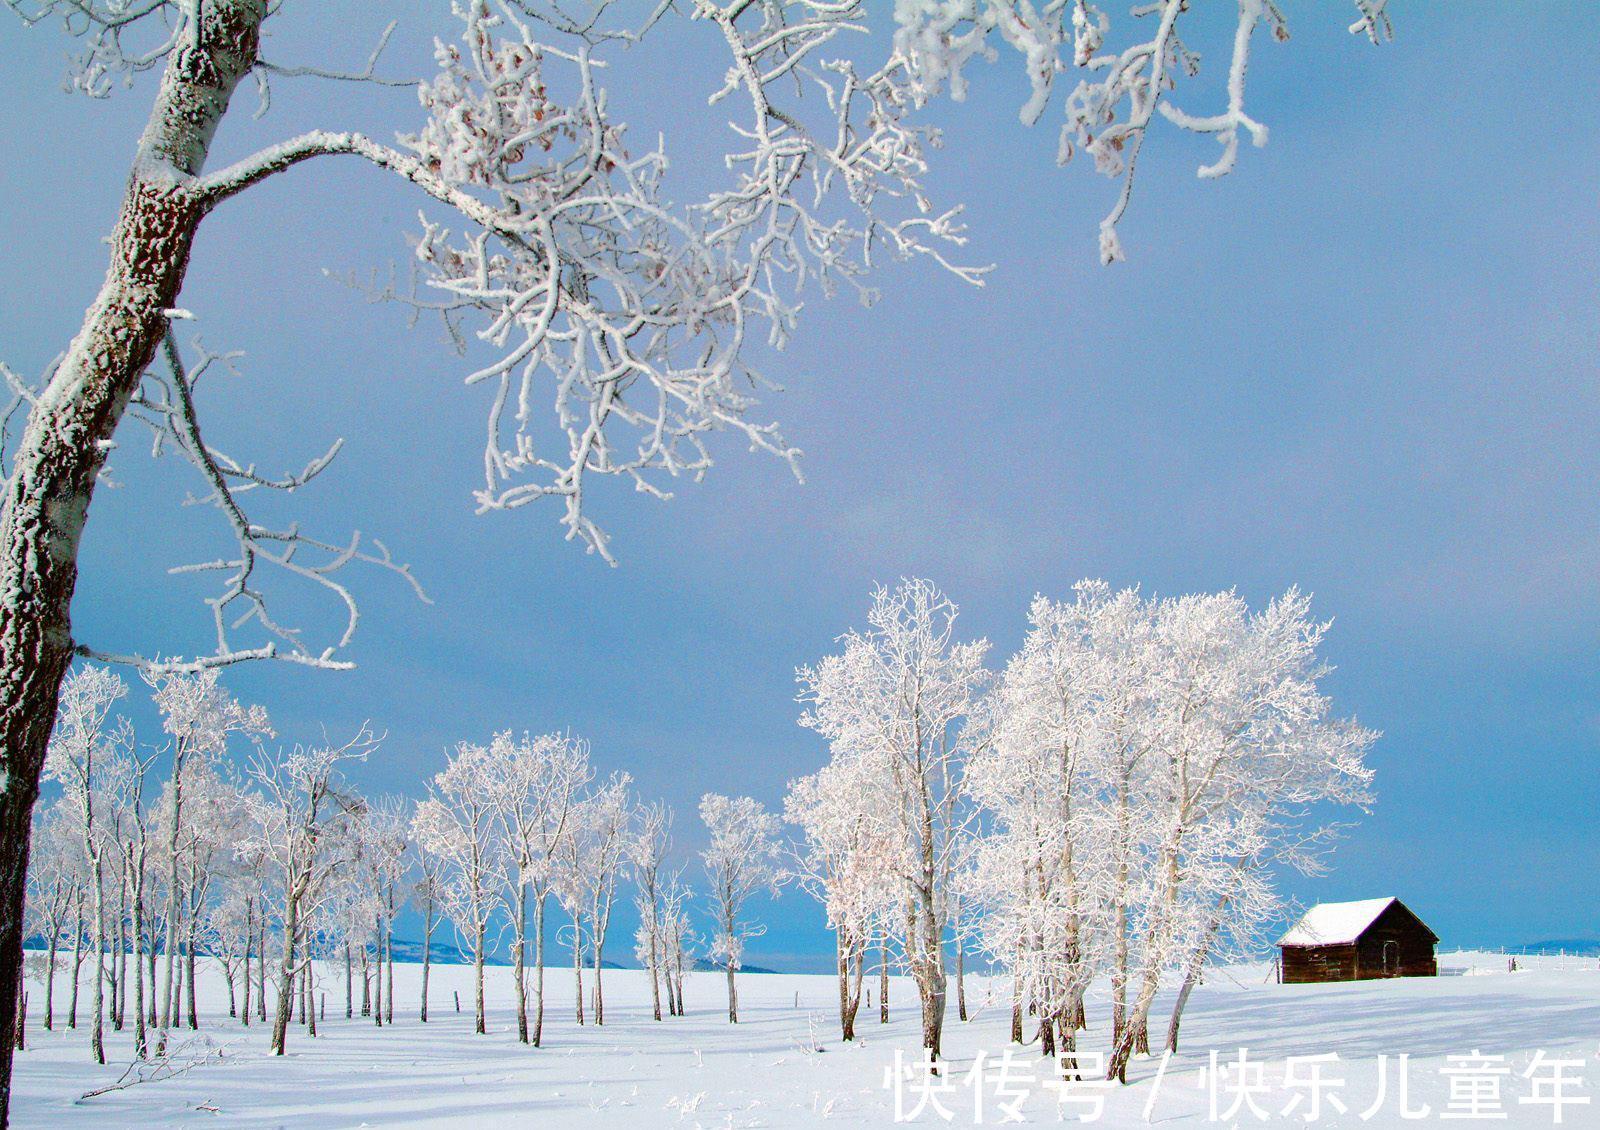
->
[[42, 665, 131, 1064], [629, 802, 673, 1024], [699, 793, 784, 1024], [784, 760, 898, 1041], [484, 731, 589, 1046], [411, 740, 498, 1036], [798, 579, 990, 1063], [1103, 588, 1375, 1081], [0, 1, 1394, 1114], [22, 808, 78, 1035], [240, 728, 374, 1056]]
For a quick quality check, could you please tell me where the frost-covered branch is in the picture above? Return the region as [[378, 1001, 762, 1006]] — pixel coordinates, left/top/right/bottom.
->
[[892, 0, 1394, 262], [92, 331, 429, 675]]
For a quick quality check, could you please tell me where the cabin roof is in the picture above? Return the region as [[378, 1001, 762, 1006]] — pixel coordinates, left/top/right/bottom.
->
[[1278, 897, 1404, 947]]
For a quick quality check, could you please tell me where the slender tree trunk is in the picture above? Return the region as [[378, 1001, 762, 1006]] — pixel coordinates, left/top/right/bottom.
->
[[956, 943, 967, 1023], [530, 896, 544, 1046], [593, 936, 606, 1027], [255, 920, 266, 1022], [383, 923, 392, 1026], [303, 960, 316, 1037], [344, 942, 353, 1019], [647, 909, 662, 1023], [42, 937, 56, 1032], [473, 923, 486, 1035], [67, 895, 82, 1030], [372, 919, 383, 1027], [110, 875, 124, 1031], [131, 900, 147, 1057], [513, 886, 528, 1043], [184, 872, 199, 1030], [1165, 897, 1228, 1053], [89, 855, 106, 1064], [419, 902, 432, 1024], [146, 942, 157, 1026], [879, 939, 889, 1024], [725, 963, 737, 1024], [0, 7, 268, 1121], [236, 902, 249, 1024], [271, 897, 299, 1055], [572, 915, 584, 1026]]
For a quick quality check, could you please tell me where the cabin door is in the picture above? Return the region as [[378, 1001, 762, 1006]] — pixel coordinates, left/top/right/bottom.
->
[[1382, 940, 1399, 976]]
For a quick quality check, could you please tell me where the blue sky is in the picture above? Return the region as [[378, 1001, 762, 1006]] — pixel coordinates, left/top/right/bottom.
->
[[1, 3, 1595, 970]]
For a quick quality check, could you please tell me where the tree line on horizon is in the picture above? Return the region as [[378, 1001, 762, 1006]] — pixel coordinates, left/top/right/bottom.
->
[[16, 577, 1373, 1089]]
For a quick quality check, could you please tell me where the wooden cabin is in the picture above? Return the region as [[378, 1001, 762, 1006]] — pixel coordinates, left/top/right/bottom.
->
[[1278, 897, 1438, 984]]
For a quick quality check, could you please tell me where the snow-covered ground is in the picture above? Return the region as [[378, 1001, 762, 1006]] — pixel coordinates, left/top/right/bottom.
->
[[11, 950, 1599, 1127]]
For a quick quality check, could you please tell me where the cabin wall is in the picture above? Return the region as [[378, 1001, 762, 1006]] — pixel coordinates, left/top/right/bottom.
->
[[1282, 943, 1358, 983], [1355, 928, 1437, 978]]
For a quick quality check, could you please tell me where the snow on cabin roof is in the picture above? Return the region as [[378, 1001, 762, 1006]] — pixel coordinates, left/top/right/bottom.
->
[[1278, 897, 1398, 947]]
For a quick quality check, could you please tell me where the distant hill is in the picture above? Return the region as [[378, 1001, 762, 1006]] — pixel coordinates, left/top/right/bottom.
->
[[387, 938, 628, 969], [1515, 939, 1600, 956], [691, 957, 779, 975], [384, 938, 782, 974]]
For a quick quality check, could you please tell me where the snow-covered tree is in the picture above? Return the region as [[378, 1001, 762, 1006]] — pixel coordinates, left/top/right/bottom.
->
[[241, 729, 374, 1056], [556, 773, 634, 1027], [1102, 587, 1375, 1080], [22, 808, 79, 1035], [629, 802, 673, 1024], [145, 671, 269, 1050], [0, 2, 1399, 1107], [43, 665, 131, 1064], [798, 579, 990, 1062], [784, 760, 898, 1040], [409, 840, 448, 1025], [698, 794, 784, 1024], [411, 741, 498, 1036], [483, 731, 590, 1046], [659, 872, 697, 1018]]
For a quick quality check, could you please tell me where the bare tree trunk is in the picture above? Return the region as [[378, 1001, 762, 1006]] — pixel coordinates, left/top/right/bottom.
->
[[513, 888, 528, 1043], [879, 939, 889, 1024], [0, 5, 268, 1120], [111, 874, 125, 1031], [271, 893, 300, 1055], [530, 896, 544, 1045], [419, 902, 433, 1024], [473, 923, 486, 1035], [344, 943, 353, 1019], [383, 925, 392, 1026], [572, 915, 584, 1026], [255, 921, 266, 1023], [68, 896, 82, 1029], [956, 943, 967, 1023], [372, 918, 383, 1028], [89, 855, 106, 1064], [42, 936, 56, 1032], [647, 912, 662, 1024], [1010, 951, 1024, 1044], [239, 897, 251, 1029], [303, 960, 316, 1037], [147, 944, 157, 1027], [593, 940, 606, 1027], [725, 963, 738, 1024], [184, 873, 199, 1030], [1165, 898, 1228, 1053]]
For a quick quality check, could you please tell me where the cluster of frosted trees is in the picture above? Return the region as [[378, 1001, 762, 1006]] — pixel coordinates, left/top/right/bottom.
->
[[787, 579, 1375, 1080], [17, 672, 787, 1067]]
